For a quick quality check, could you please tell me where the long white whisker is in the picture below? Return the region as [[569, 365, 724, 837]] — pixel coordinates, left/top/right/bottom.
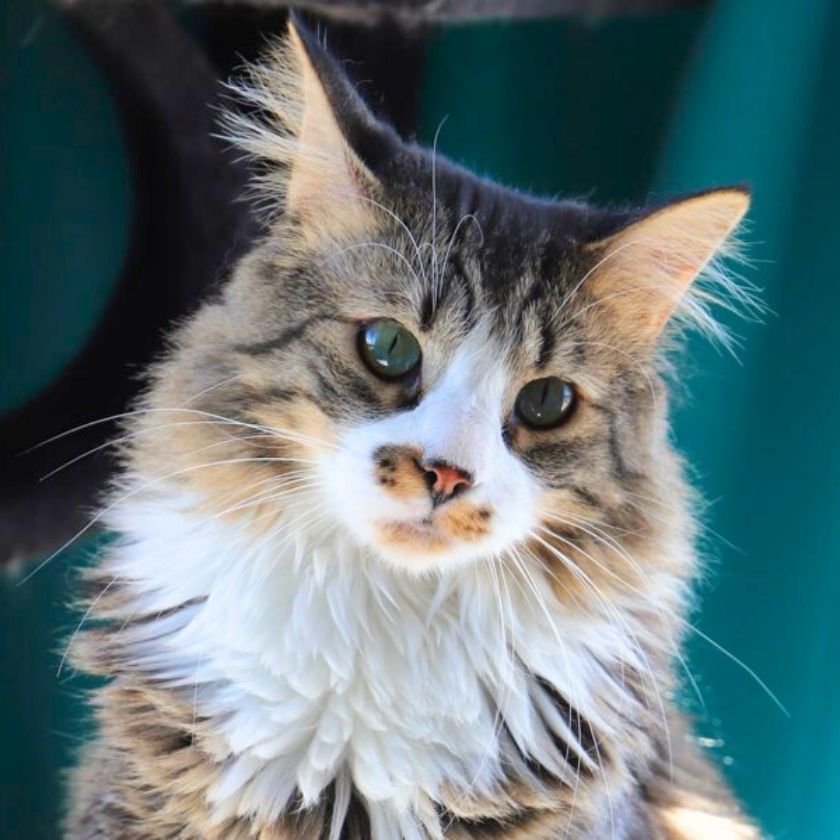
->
[[519, 539, 646, 830], [687, 623, 788, 717], [439, 212, 483, 297], [430, 115, 448, 304], [17, 456, 321, 586], [198, 479, 320, 528], [352, 193, 429, 285], [39, 426, 290, 482], [319, 240, 422, 287], [554, 238, 649, 320], [509, 547, 619, 836], [534, 524, 786, 716], [180, 375, 241, 406], [540, 509, 705, 717], [25, 406, 336, 455], [57, 576, 118, 678]]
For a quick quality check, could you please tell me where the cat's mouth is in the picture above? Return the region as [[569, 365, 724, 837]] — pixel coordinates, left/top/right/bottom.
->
[[375, 503, 494, 555]]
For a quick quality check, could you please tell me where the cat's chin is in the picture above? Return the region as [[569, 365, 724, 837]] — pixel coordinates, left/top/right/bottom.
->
[[378, 518, 457, 553], [363, 516, 496, 573]]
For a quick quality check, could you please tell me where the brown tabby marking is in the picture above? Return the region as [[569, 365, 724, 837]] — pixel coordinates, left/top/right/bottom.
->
[[373, 444, 427, 500]]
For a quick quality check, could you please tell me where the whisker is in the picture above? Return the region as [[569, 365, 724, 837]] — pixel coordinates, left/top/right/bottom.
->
[[319, 240, 422, 288], [57, 576, 118, 678], [687, 623, 788, 717], [17, 456, 321, 586], [535, 523, 787, 716], [467, 557, 518, 805], [506, 548, 599, 778], [429, 115, 447, 304], [439, 212, 483, 297], [621, 489, 743, 555], [200, 479, 321, 527], [39, 426, 287, 482], [352, 193, 430, 286], [574, 340, 659, 408], [539, 508, 705, 717], [521, 536, 667, 802], [24, 406, 337, 455], [180, 375, 241, 406]]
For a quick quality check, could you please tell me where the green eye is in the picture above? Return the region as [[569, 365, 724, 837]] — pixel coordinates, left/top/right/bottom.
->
[[515, 377, 576, 430], [358, 319, 421, 380]]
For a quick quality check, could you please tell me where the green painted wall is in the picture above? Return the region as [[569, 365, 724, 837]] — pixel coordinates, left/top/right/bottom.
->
[[2, 2, 838, 836]]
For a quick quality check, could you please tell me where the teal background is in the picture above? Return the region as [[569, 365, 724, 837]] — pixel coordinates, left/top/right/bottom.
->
[[2, 1, 839, 836]]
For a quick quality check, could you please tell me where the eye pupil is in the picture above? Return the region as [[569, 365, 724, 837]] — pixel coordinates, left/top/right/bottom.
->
[[359, 319, 421, 380], [515, 377, 576, 430]]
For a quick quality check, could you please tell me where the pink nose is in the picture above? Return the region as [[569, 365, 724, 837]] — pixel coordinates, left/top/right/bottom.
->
[[422, 461, 473, 503]]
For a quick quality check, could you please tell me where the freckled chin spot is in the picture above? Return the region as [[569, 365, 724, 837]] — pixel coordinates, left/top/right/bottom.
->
[[438, 503, 494, 540]]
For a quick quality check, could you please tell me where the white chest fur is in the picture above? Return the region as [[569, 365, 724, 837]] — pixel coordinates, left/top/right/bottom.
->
[[107, 491, 645, 839]]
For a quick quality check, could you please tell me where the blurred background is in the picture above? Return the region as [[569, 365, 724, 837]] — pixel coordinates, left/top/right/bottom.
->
[[2, 0, 839, 836]]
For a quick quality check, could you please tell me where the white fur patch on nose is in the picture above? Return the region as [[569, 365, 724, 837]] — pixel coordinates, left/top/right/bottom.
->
[[409, 333, 507, 484]]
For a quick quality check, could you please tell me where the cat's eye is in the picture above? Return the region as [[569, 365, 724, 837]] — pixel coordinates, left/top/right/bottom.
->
[[515, 377, 576, 430], [358, 319, 422, 380]]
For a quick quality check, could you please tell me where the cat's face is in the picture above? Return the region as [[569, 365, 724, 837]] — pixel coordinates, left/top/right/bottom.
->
[[262, 246, 594, 574], [136, 21, 749, 582], [322, 318, 539, 571], [185, 217, 599, 575]]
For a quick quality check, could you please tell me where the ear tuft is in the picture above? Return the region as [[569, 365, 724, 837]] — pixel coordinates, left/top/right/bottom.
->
[[586, 187, 760, 351], [222, 17, 378, 240]]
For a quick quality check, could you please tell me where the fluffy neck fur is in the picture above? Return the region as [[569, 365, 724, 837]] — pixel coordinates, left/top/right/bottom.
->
[[82, 472, 692, 839]]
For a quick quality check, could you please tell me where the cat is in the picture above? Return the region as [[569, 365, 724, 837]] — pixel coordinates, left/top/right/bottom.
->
[[64, 17, 761, 840]]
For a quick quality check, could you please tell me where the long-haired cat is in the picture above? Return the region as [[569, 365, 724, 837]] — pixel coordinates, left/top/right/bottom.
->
[[65, 18, 761, 840]]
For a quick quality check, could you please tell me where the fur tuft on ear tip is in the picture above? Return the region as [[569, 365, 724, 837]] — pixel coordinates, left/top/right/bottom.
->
[[219, 31, 311, 220]]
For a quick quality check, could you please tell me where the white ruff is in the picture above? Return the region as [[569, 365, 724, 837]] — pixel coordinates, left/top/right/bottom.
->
[[108, 491, 645, 840]]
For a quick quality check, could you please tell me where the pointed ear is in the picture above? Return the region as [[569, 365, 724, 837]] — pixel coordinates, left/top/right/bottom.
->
[[585, 187, 750, 348], [284, 19, 369, 234], [227, 16, 398, 242]]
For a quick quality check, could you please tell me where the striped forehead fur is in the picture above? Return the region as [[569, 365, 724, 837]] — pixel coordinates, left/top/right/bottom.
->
[[223, 24, 759, 365]]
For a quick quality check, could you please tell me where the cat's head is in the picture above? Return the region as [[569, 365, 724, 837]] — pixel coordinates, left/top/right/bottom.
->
[[135, 20, 751, 584]]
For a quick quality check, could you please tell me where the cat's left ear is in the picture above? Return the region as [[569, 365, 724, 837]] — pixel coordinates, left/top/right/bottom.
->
[[285, 18, 396, 237], [231, 16, 400, 241], [585, 187, 750, 347]]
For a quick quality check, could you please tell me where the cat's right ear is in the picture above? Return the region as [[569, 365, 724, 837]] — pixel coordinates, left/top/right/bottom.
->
[[228, 16, 399, 242]]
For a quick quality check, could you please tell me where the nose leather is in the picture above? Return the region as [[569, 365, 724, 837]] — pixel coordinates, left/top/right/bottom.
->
[[422, 460, 472, 503]]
